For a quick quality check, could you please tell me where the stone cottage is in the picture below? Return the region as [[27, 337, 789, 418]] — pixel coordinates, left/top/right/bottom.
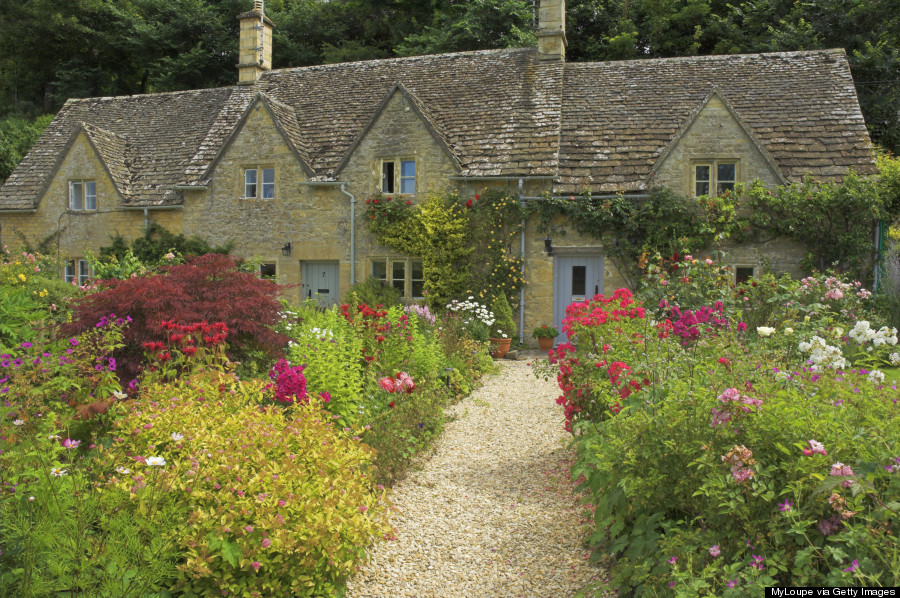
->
[[0, 0, 876, 344]]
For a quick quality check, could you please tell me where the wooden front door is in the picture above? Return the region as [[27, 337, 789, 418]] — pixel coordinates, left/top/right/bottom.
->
[[552, 255, 604, 344], [301, 261, 339, 308]]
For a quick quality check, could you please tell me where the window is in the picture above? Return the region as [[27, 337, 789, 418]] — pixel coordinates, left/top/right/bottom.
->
[[694, 161, 737, 197], [371, 257, 423, 299], [735, 266, 755, 285], [69, 180, 96, 211], [381, 159, 416, 194], [259, 263, 277, 280], [244, 167, 275, 198], [64, 259, 91, 285]]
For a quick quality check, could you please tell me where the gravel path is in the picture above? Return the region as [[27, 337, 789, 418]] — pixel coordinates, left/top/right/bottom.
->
[[346, 359, 606, 598]]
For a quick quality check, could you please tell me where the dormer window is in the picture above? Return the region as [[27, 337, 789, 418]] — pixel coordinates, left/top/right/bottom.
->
[[381, 159, 416, 194], [69, 180, 96, 211], [244, 167, 275, 199]]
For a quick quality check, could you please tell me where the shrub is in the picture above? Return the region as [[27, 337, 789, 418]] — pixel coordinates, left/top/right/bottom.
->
[[543, 288, 900, 594], [107, 367, 393, 597], [98, 221, 231, 264], [61, 254, 288, 382], [344, 276, 403, 308], [491, 292, 517, 340]]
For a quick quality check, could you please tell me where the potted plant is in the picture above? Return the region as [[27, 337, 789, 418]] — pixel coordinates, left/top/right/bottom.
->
[[489, 293, 517, 358], [532, 325, 558, 351]]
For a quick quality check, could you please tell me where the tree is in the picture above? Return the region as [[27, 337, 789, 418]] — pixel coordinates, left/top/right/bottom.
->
[[0, 114, 53, 183]]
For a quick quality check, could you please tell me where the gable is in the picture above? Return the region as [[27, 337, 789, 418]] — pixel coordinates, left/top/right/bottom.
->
[[39, 130, 123, 209], [650, 92, 786, 193]]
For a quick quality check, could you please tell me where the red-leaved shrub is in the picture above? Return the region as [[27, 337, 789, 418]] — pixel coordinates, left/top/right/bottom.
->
[[61, 254, 288, 382]]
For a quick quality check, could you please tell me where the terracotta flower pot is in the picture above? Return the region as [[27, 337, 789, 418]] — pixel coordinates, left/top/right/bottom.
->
[[489, 337, 512, 359], [537, 337, 554, 352]]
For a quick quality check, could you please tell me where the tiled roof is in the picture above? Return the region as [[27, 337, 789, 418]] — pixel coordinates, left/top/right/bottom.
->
[[557, 49, 876, 193], [0, 47, 876, 209]]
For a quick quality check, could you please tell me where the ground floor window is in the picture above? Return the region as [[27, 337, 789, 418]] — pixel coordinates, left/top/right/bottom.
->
[[734, 265, 756, 285], [64, 259, 91, 285], [259, 262, 277, 280], [371, 257, 424, 300]]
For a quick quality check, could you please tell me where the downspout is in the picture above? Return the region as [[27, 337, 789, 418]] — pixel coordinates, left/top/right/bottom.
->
[[144, 208, 149, 233], [340, 184, 356, 285], [519, 178, 526, 346]]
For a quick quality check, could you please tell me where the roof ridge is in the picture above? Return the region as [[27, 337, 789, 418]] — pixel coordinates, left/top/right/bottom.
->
[[565, 48, 845, 68], [64, 85, 238, 104], [262, 47, 537, 78]]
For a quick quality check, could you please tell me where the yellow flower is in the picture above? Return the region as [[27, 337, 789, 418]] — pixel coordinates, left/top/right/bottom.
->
[[18, 273, 26, 282]]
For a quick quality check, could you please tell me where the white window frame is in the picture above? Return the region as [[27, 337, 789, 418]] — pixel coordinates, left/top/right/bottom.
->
[[692, 160, 738, 197], [69, 180, 97, 211], [243, 167, 275, 199], [64, 259, 92, 285], [380, 158, 416, 195]]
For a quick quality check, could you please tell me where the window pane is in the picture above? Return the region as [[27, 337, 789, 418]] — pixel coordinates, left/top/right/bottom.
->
[[736, 266, 754, 285], [392, 260, 405, 293], [411, 260, 424, 298], [400, 178, 415, 194], [64, 261, 75, 283], [695, 182, 710, 196], [401, 160, 415, 177], [262, 168, 275, 198], [411, 260, 423, 280], [245, 169, 257, 197], [717, 163, 736, 182], [382, 161, 395, 193], [71, 182, 83, 210], [372, 259, 387, 281], [85, 181, 96, 210], [78, 260, 90, 284], [695, 165, 710, 182], [412, 280, 425, 298], [259, 263, 276, 280], [717, 182, 736, 194], [572, 265, 586, 296]]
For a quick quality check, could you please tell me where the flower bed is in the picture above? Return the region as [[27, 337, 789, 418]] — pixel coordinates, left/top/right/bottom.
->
[[541, 278, 900, 594]]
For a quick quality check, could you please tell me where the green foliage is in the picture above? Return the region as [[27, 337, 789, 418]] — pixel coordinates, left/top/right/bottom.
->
[[99, 222, 231, 265], [0, 114, 53, 183], [345, 277, 404, 308], [526, 187, 743, 288], [742, 175, 884, 280], [544, 288, 900, 594], [368, 193, 472, 308], [532, 325, 559, 339], [396, 0, 536, 56], [457, 189, 526, 306], [109, 366, 393, 598], [491, 293, 517, 339]]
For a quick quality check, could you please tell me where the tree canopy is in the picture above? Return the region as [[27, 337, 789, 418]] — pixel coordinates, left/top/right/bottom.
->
[[0, 0, 897, 182]]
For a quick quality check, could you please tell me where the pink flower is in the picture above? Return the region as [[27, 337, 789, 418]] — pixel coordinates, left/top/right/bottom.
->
[[61, 438, 81, 449], [779, 501, 793, 512], [709, 545, 720, 557], [261, 538, 271, 549], [359, 505, 368, 513], [667, 556, 677, 565], [378, 376, 396, 393], [803, 439, 827, 456], [843, 559, 859, 573], [830, 462, 854, 477], [251, 561, 261, 571], [727, 579, 738, 588], [244, 525, 254, 534]]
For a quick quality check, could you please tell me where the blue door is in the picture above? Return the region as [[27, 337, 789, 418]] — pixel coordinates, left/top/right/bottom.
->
[[552, 255, 604, 344]]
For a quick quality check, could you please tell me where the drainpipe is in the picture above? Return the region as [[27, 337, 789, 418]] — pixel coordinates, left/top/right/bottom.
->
[[519, 178, 526, 346], [340, 184, 356, 285], [143, 208, 149, 233]]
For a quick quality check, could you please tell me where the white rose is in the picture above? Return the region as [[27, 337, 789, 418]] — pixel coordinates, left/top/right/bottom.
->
[[756, 326, 776, 337]]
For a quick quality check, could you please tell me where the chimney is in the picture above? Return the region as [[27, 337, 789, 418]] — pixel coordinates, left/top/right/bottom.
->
[[237, 0, 274, 84], [536, 0, 566, 61]]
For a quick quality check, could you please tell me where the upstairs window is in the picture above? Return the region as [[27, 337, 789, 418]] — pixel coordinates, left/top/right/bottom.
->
[[694, 161, 737, 197], [69, 180, 96, 211], [64, 259, 91, 285], [381, 159, 416, 194], [244, 167, 275, 198]]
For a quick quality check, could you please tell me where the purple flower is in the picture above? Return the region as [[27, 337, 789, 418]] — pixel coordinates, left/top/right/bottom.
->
[[69, 338, 78, 346], [667, 556, 677, 565], [750, 555, 765, 570], [779, 501, 793, 512], [709, 545, 721, 557], [727, 579, 738, 588], [20, 342, 32, 349], [843, 559, 859, 573], [251, 561, 261, 571]]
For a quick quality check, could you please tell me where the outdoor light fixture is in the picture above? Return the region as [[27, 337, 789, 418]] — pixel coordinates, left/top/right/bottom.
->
[[544, 235, 553, 256], [281, 242, 292, 256]]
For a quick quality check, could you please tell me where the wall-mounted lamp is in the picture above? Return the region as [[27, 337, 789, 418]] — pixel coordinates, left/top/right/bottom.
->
[[281, 242, 292, 257], [544, 235, 553, 256]]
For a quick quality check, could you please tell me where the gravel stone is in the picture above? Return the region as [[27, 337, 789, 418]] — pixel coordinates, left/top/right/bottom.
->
[[347, 360, 607, 598]]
